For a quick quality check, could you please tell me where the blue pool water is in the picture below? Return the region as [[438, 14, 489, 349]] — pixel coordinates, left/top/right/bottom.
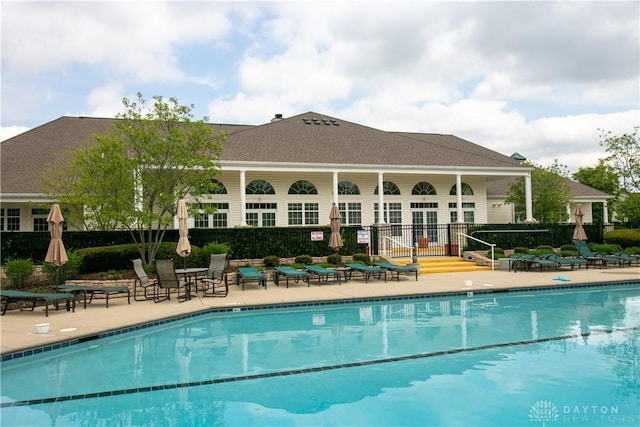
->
[[1, 283, 639, 426]]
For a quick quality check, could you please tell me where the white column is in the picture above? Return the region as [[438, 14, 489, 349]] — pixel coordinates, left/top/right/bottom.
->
[[332, 171, 339, 205], [378, 172, 385, 223], [566, 203, 572, 222], [603, 200, 609, 223], [456, 174, 463, 223], [524, 173, 535, 222], [239, 170, 247, 226]]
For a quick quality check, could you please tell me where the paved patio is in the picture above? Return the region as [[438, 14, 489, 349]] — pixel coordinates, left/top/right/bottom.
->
[[1, 266, 638, 355]]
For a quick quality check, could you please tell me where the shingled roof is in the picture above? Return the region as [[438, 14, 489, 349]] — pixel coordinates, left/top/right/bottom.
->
[[1, 112, 525, 195], [220, 112, 523, 168]]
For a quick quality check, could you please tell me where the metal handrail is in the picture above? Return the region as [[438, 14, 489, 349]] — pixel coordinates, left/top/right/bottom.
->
[[457, 232, 496, 270]]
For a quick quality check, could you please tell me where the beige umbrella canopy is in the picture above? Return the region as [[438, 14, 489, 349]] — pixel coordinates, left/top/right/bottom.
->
[[45, 203, 68, 267], [328, 203, 344, 251], [176, 199, 192, 268], [572, 203, 588, 241]]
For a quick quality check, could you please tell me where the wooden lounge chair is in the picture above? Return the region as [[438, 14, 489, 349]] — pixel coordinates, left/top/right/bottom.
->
[[154, 259, 193, 302], [304, 265, 342, 285], [274, 266, 309, 288], [373, 261, 418, 281], [345, 263, 386, 283], [541, 254, 588, 270], [132, 258, 158, 302], [573, 240, 622, 268], [54, 284, 131, 308], [237, 267, 267, 290], [201, 253, 229, 297], [0, 290, 75, 317]]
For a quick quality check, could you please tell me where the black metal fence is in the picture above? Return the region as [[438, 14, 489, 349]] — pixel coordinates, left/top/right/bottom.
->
[[0, 222, 614, 264]]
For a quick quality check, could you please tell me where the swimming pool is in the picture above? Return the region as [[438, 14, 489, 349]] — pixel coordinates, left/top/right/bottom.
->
[[1, 283, 639, 426]]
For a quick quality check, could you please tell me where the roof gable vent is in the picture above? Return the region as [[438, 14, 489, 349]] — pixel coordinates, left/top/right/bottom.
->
[[302, 118, 311, 124], [312, 119, 321, 125]]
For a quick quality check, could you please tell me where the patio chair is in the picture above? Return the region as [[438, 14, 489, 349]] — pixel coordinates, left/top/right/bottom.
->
[[237, 267, 267, 290], [345, 263, 386, 283], [541, 254, 588, 270], [373, 261, 418, 281], [201, 253, 229, 297], [304, 265, 342, 285], [0, 290, 75, 317], [274, 266, 309, 288], [573, 240, 622, 268], [132, 258, 158, 302], [154, 259, 193, 302]]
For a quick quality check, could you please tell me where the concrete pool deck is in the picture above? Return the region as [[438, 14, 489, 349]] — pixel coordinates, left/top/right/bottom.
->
[[1, 266, 638, 355]]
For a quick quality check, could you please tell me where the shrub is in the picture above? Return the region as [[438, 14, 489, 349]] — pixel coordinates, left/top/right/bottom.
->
[[559, 250, 579, 257], [295, 254, 313, 265], [560, 244, 577, 252], [290, 263, 305, 270], [4, 259, 35, 289], [589, 243, 622, 255], [514, 247, 530, 254], [535, 245, 555, 253], [623, 246, 640, 255], [493, 247, 505, 255], [327, 253, 342, 265], [352, 253, 371, 264], [262, 255, 280, 267], [604, 228, 640, 249], [102, 270, 123, 280], [201, 242, 230, 265], [42, 251, 82, 284]]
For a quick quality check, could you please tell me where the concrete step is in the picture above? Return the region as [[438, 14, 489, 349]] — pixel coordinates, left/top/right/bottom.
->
[[394, 257, 492, 274]]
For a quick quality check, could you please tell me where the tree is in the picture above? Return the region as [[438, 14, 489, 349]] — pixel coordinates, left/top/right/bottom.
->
[[599, 127, 640, 222], [572, 161, 620, 223], [41, 93, 226, 265], [505, 160, 572, 222]]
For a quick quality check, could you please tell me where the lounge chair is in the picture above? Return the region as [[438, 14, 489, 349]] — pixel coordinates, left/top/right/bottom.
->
[[0, 290, 75, 317], [373, 261, 418, 281], [201, 253, 229, 297], [345, 263, 386, 283], [132, 258, 158, 302], [541, 254, 588, 270], [611, 252, 640, 267], [274, 266, 309, 288], [237, 267, 267, 290], [154, 259, 193, 302], [54, 284, 131, 308], [509, 254, 558, 272], [573, 240, 622, 268], [304, 265, 342, 285]]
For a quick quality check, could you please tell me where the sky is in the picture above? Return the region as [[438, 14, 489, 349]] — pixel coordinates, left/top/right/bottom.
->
[[2, 1, 639, 174]]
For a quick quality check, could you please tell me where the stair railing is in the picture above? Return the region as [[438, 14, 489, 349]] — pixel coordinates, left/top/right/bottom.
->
[[457, 233, 496, 270]]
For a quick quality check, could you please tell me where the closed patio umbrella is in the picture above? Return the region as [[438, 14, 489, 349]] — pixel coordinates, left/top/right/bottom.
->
[[328, 203, 343, 251], [176, 199, 191, 269], [45, 203, 68, 287], [45, 203, 67, 267], [572, 203, 588, 241]]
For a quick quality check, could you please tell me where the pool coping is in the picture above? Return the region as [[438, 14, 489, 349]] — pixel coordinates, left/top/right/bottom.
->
[[3, 279, 638, 362]]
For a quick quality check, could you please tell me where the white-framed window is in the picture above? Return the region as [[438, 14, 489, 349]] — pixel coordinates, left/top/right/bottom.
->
[[374, 202, 402, 236], [194, 203, 229, 228], [449, 202, 475, 223], [1, 208, 20, 231], [288, 203, 319, 225], [338, 202, 362, 225], [32, 208, 49, 231], [246, 203, 277, 227]]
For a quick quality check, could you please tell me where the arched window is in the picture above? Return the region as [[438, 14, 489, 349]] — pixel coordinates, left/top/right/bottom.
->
[[374, 181, 401, 195], [412, 182, 437, 196], [195, 179, 227, 194], [246, 179, 275, 195], [338, 181, 361, 195], [288, 180, 318, 195], [449, 183, 474, 196]]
